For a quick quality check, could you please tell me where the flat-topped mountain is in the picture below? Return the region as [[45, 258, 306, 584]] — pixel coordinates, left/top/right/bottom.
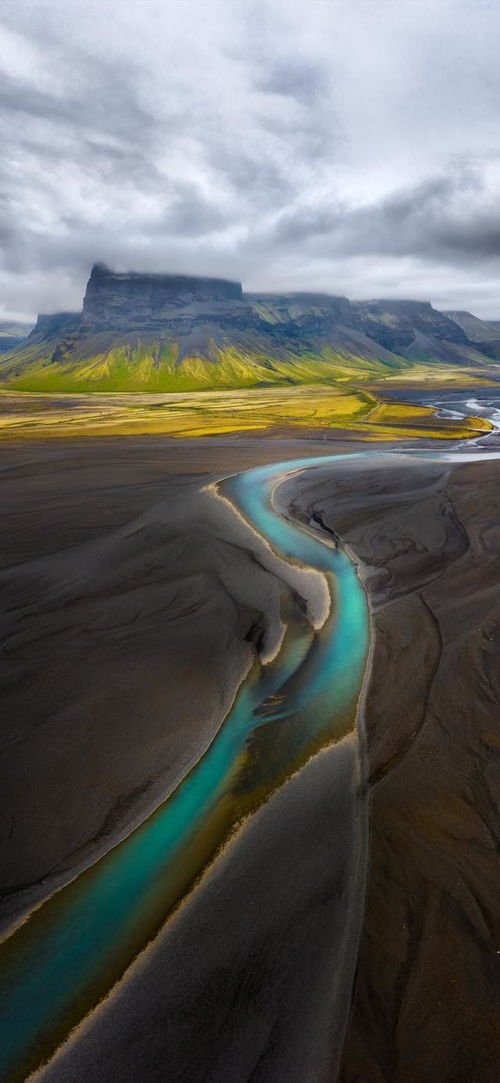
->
[[82, 264, 245, 330], [0, 264, 498, 391]]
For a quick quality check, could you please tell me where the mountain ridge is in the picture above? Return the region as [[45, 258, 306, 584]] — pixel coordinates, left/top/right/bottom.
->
[[0, 264, 498, 392]]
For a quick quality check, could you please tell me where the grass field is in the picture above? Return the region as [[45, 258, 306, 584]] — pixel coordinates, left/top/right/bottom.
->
[[0, 387, 491, 441], [375, 362, 497, 388]]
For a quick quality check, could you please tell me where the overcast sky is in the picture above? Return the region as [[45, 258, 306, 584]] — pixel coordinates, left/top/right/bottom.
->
[[1, 0, 500, 320]]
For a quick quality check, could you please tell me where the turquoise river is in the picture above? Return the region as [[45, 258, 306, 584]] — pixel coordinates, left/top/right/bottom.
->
[[0, 454, 370, 1082]]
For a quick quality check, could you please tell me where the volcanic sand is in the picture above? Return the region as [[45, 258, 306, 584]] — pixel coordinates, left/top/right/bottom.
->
[[1, 437, 500, 1081]]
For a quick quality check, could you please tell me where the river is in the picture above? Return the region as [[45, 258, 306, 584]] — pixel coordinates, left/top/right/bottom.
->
[[0, 454, 371, 1083]]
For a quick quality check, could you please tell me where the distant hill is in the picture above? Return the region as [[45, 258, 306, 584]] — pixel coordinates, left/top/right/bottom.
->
[[0, 264, 496, 392], [0, 320, 33, 352], [445, 310, 500, 360]]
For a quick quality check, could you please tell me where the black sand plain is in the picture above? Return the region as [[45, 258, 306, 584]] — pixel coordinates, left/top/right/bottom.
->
[[1, 435, 500, 1081]]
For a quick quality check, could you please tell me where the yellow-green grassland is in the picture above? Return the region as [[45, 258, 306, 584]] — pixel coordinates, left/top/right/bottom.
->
[[0, 386, 491, 441]]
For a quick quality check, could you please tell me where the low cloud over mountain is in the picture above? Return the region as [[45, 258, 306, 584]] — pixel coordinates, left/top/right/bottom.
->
[[1, 0, 500, 319]]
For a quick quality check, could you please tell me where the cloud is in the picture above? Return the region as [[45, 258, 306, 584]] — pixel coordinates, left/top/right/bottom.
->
[[270, 168, 500, 262], [0, 0, 500, 319]]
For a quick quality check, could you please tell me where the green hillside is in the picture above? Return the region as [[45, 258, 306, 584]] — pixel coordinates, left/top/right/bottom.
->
[[0, 329, 410, 393]]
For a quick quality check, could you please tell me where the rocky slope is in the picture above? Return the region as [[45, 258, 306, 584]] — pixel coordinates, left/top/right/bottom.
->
[[0, 264, 497, 391]]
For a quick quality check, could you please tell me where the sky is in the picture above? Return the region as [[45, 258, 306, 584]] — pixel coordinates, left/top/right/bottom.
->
[[1, 0, 500, 321]]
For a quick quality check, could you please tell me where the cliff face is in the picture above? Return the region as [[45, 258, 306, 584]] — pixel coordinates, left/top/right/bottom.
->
[[30, 313, 81, 341], [82, 264, 245, 330]]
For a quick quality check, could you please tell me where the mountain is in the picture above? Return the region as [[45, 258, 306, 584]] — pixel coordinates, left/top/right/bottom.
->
[[0, 320, 32, 352], [350, 300, 495, 366], [82, 263, 245, 329], [353, 299, 467, 348], [0, 265, 496, 392], [444, 310, 500, 360]]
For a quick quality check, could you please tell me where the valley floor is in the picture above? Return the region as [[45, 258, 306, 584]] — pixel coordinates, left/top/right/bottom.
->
[[0, 384, 492, 441]]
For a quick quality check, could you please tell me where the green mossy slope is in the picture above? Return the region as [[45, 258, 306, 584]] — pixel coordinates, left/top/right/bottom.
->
[[0, 330, 410, 393]]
